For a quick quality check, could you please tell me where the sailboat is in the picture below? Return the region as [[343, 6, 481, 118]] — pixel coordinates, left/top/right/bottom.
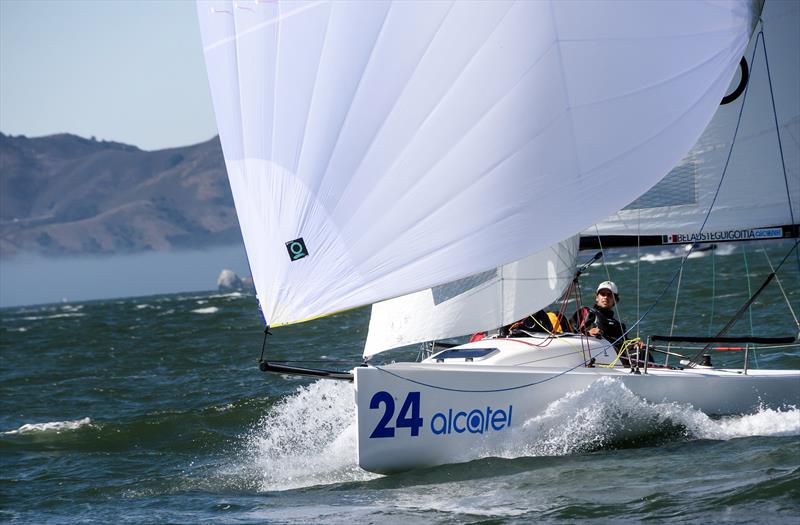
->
[[196, 0, 799, 474]]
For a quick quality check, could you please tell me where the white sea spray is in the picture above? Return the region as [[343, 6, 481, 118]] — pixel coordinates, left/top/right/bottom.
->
[[191, 307, 219, 314], [229, 379, 377, 491], [4, 417, 93, 435], [492, 377, 800, 460]]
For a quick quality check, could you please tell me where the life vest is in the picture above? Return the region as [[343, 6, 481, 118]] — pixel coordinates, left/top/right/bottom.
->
[[546, 311, 565, 333], [469, 331, 487, 342], [508, 310, 568, 334]]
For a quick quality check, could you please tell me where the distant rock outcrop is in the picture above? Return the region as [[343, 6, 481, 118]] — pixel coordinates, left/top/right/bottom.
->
[[217, 269, 253, 292], [0, 132, 241, 258]]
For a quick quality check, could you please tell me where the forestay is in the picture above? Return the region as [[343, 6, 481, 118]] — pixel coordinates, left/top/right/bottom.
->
[[589, 0, 798, 242], [197, 0, 757, 327], [364, 236, 578, 358]]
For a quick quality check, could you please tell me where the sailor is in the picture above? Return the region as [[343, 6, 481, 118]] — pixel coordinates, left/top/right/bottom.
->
[[573, 281, 626, 347], [571, 281, 649, 367]]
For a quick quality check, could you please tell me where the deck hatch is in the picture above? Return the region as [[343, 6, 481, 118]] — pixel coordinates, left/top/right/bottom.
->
[[432, 348, 498, 361]]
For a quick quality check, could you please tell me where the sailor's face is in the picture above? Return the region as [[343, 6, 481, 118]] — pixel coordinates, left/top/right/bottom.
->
[[596, 289, 616, 308]]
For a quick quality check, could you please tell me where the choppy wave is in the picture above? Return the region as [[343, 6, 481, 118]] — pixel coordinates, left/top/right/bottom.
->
[[19, 312, 87, 321], [639, 244, 736, 263], [191, 307, 219, 314], [60, 305, 84, 312], [229, 380, 376, 491], [4, 417, 93, 435], [696, 407, 800, 439]]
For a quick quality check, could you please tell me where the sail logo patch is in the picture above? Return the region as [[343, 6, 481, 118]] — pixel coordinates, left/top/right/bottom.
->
[[285, 238, 309, 261]]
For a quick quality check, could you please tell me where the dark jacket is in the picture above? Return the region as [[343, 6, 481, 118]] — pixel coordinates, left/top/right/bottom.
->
[[571, 305, 626, 350]]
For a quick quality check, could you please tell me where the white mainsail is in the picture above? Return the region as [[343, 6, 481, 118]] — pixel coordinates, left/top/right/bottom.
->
[[588, 0, 798, 241], [197, 0, 757, 327], [364, 235, 578, 358]]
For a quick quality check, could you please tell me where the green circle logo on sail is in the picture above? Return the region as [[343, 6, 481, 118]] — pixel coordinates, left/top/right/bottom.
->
[[285, 238, 309, 261]]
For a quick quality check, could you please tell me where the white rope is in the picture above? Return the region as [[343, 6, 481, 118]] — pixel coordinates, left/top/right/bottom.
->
[[665, 262, 685, 366], [636, 208, 641, 339]]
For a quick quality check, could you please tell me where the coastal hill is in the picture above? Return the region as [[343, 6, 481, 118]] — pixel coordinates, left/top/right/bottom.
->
[[0, 133, 241, 257]]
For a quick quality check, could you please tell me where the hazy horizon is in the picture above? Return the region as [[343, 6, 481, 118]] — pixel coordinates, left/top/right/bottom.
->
[[0, 244, 249, 308]]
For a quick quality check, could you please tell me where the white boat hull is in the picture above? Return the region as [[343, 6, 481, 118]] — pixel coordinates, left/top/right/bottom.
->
[[354, 337, 800, 473]]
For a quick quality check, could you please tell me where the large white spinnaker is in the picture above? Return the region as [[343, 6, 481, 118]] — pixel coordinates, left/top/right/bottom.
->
[[364, 235, 579, 359], [197, 0, 757, 328], [588, 0, 798, 242]]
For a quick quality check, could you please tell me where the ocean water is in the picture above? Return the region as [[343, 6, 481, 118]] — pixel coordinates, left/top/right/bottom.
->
[[2, 243, 799, 524]]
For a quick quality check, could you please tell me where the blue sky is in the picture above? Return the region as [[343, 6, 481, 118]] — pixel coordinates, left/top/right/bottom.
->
[[0, 0, 217, 151], [0, 0, 239, 307]]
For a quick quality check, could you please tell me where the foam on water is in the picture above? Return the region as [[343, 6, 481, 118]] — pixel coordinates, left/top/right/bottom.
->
[[639, 244, 736, 263], [191, 307, 219, 314], [4, 417, 93, 435], [231, 380, 376, 491], [60, 304, 83, 312], [19, 312, 87, 321], [694, 407, 800, 439], [495, 377, 799, 459]]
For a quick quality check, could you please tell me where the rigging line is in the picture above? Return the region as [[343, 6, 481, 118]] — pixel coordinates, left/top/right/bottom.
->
[[614, 30, 762, 349], [666, 262, 684, 366], [742, 245, 755, 336], [636, 208, 641, 339], [760, 29, 800, 274], [372, 353, 600, 393], [760, 243, 800, 330], [687, 240, 800, 363], [709, 245, 717, 337], [500, 258, 505, 332], [753, 344, 760, 368], [573, 274, 590, 361], [653, 342, 800, 351], [270, 360, 356, 365]]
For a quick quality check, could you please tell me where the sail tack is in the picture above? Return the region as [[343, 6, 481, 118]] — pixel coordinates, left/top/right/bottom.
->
[[198, 0, 756, 327]]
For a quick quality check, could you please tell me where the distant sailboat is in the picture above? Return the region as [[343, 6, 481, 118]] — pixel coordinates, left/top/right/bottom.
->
[[197, 0, 799, 473]]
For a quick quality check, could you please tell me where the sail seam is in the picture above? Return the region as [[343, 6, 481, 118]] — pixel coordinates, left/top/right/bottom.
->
[[333, 1, 522, 226], [311, 3, 393, 216], [295, 3, 334, 235], [324, 0, 459, 215]]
